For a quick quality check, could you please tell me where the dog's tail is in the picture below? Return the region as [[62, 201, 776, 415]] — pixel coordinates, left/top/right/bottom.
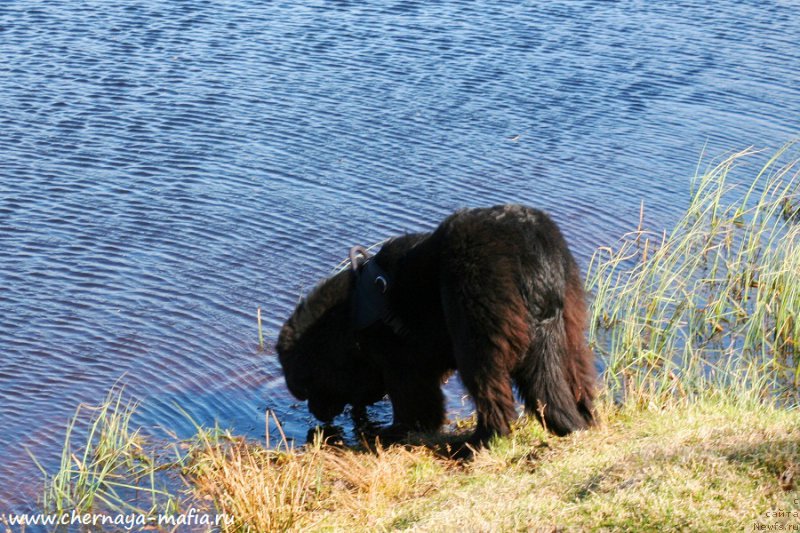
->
[[515, 269, 596, 436]]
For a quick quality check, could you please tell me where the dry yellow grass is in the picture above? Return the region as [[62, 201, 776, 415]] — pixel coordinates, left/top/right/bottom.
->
[[184, 398, 799, 532], [187, 431, 450, 532]]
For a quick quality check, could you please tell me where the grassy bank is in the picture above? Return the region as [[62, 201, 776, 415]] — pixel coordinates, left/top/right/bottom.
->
[[25, 393, 799, 532], [187, 397, 799, 531], [27, 145, 800, 532]]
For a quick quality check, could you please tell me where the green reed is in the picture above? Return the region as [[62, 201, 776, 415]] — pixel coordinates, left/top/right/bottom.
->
[[587, 143, 800, 406], [29, 386, 179, 516], [257, 306, 265, 350]]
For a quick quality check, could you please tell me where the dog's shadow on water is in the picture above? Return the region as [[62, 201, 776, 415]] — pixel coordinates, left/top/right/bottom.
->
[[304, 407, 478, 461]]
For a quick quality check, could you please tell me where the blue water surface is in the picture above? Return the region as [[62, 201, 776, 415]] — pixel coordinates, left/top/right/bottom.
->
[[1, 0, 798, 511]]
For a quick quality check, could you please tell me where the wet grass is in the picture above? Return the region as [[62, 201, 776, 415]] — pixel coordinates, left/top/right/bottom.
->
[[33, 144, 800, 531], [587, 144, 800, 404], [28, 386, 180, 517]]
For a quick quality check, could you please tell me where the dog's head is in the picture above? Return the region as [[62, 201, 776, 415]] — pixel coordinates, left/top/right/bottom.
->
[[276, 269, 385, 422]]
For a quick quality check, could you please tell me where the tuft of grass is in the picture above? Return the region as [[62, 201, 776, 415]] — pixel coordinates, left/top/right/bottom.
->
[[182, 414, 319, 532], [184, 414, 447, 531], [586, 144, 800, 405], [30, 386, 180, 517]]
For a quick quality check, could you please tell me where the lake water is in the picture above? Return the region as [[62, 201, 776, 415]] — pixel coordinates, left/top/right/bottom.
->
[[1, 0, 798, 513]]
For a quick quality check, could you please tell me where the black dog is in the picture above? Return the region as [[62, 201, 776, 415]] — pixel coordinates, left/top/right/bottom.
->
[[277, 205, 596, 447]]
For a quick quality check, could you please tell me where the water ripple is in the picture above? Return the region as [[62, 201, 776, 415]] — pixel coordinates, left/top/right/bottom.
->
[[1, 0, 799, 513]]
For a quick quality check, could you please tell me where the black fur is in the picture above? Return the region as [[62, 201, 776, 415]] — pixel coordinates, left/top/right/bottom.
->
[[276, 271, 385, 422], [276, 205, 596, 446]]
